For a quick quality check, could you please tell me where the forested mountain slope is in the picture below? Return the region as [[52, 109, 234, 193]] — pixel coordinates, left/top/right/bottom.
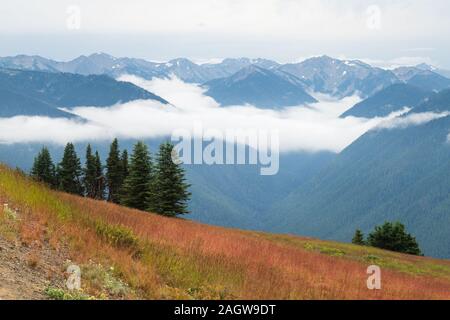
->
[[268, 89, 450, 258]]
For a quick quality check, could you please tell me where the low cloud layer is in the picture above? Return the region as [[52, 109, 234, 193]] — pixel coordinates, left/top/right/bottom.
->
[[0, 76, 445, 153], [375, 111, 450, 130]]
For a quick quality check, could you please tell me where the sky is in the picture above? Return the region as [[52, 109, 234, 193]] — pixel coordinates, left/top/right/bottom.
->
[[1, 0, 450, 68]]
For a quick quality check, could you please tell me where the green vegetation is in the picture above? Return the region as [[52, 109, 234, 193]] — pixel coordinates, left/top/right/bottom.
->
[[93, 151, 106, 200], [95, 221, 139, 250], [121, 141, 153, 211], [56, 142, 84, 195], [106, 138, 126, 204], [31, 146, 56, 187], [351, 222, 422, 255], [81, 262, 131, 298], [151, 142, 191, 217], [367, 222, 422, 256], [119, 149, 129, 199], [29, 139, 191, 217], [82, 145, 106, 199], [45, 287, 93, 300], [352, 229, 366, 245], [83, 144, 97, 198]]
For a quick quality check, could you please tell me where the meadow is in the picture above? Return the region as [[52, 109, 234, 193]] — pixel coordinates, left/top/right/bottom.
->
[[1, 164, 450, 299]]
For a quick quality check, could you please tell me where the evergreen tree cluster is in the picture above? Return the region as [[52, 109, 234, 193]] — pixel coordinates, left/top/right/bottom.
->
[[351, 222, 422, 256], [31, 147, 56, 187], [30, 139, 190, 217]]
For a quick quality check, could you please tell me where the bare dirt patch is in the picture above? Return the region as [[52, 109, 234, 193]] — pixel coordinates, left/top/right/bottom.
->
[[0, 236, 66, 300]]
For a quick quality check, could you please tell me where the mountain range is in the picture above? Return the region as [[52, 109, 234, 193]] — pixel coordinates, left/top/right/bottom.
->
[[279, 56, 400, 98], [2, 53, 450, 106], [0, 53, 281, 85], [0, 68, 167, 117], [341, 83, 431, 118], [203, 65, 317, 108]]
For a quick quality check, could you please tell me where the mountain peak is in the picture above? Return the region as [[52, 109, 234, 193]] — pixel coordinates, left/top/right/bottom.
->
[[416, 63, 437, 71], [304, 55, 337, 64], [230, 64, 270, 81], [167, 58, 196, 66], [88, 52, 116, 60], [204, 64, 316, 108]]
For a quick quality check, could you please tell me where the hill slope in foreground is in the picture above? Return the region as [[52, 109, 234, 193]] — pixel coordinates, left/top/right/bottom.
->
[[1, 164, 450, 300]]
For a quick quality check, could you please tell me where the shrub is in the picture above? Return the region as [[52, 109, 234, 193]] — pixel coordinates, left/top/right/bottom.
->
[[82, 262, 131, 298], [44, 287, 93, 300], [95, 221, 139, 250], [367, 221, 422, 256], [3, 204, 17, 220]]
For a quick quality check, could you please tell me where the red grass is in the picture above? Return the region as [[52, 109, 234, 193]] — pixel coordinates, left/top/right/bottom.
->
[[60, 194, 450, 299], [1, 165, 450, 300]]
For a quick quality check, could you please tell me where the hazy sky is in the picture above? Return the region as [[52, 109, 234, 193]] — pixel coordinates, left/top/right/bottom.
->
[[1, 0, 450, 68]]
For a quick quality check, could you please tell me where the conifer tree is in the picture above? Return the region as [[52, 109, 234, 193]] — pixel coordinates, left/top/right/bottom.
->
[[121, 141, 153, 210], [83, 144, 97, 198], [118, 149, 129, 199], [151, 142, 191, 217], [57, 143, 83, 195], [106, 138, 123, 203], [352, 229, 366, 245], [121, 149, 129, 181], [31, 146, 56, 186], [94, 151, 106, 200], [367, 222, 422, 255]]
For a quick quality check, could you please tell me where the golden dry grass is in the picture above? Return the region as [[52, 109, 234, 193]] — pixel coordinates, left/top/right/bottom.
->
[[1, 164, 450, 299]]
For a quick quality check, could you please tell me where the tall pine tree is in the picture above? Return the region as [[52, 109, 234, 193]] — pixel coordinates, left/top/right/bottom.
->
[[31, 146, 56, 187], [57, 143, 84, 195], [83, 144, 97, 198], [94, 151, 106, 200], [106, 138, 124, 203], [121, 149, 129, 179], [151, 142, 191, 217], [119, 149, 129, 199], [121, 141, 153, 210]]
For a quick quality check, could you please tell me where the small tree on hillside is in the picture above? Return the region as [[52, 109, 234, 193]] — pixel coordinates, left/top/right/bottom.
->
[[106, 138, 125, 203], [367, 221, 422, 255], [151, 142, 191, 217], [31, 146, 56, 187], [83, 144, 97, 198], [57, 143, 83, 195], [121, 141, 153, 211], [94, 151, 106, 200], [352, 229, 366, 245]]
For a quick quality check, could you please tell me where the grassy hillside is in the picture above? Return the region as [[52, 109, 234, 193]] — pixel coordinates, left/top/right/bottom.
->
[[1, 164, 450, 299]]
